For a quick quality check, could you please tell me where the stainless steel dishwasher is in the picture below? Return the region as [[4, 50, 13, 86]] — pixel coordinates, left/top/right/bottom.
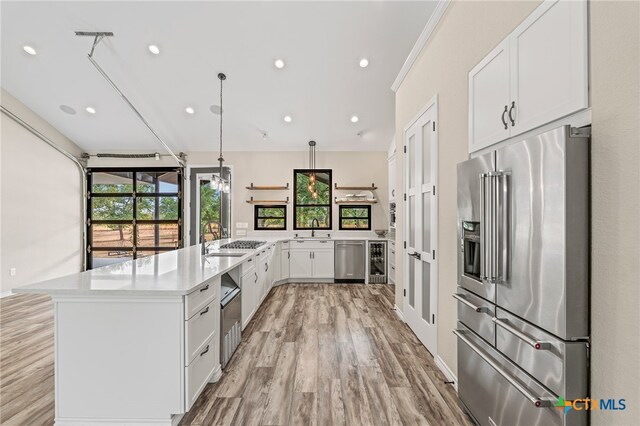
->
[[334, 240, 366, 283], [220, 273, 241, 369]]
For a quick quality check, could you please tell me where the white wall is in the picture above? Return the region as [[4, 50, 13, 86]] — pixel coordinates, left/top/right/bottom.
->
[[187, 150, 389, 237], [394, 1, 640, 423], [0, 89, 84, 294]]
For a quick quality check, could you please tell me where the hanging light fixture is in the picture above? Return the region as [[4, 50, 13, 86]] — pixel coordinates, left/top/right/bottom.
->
[[308, 141, 318, 199], [211, 72, 229, 194]]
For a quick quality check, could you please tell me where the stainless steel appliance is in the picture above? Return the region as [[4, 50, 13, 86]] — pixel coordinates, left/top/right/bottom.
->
[[335, 240, 365, 283], [389, 202, 397, 228], [455, 126, 590, 426], [368, 240, 387, 284], [220, 272, 241, 369]]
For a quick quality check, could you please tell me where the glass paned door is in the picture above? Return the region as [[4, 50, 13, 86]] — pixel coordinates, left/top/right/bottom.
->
[[403, 100, 438, 355]]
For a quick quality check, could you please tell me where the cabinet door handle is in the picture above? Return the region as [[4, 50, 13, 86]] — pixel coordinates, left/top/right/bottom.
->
[[392, 189, 395, 197], [265, 263, 269, 272], [288, 252, 290, 259], [247, 258, 252, 262], [200, 306, 210, 316], [508, 101, 516, 126], [309, 252, 312, 259], [255, 272, 258, 283], [199, 284, 209, 292], [200, 345, 210, 357], [501, 105, 508, 129]]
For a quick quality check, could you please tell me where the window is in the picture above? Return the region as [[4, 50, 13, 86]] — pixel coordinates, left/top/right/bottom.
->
[[254, 205, 287, 230], [339, 205, 372, 230], [294, 169, 332, 229], [87, 168, 182, 269]]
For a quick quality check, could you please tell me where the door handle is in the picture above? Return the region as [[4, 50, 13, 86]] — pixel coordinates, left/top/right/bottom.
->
[[288, 252, 290, 259], [408, 252, 421, 260], [454, 329, 554, 407], [492, 318, 551, 350], [453, 294, 489, 313], [508, 101, 516, 126], [501, 105, 508, 130], [254, 272, 258, 283], [265, 263, 269, 272]]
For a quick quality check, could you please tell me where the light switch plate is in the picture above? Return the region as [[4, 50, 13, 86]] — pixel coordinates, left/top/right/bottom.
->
[[236, 222, 248, 229]]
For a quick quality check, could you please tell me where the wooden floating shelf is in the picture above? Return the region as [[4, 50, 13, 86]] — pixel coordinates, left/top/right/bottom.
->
[[334, 197, 378, 205], [246, 183, 289, 190], [246, 196, 289, 205], [334, 183, 377, 190]]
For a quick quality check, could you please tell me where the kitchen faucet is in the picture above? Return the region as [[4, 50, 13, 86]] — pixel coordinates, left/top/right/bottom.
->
[[311, 218, 319, 237]]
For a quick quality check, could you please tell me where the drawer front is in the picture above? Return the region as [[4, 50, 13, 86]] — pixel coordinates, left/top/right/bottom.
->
[[185, 277, 218, 320], [185, 299, 216, 365], [291, 240, 334, 250], [241, 256, 256, 276], [495, 308, 588, 398], [185, 335, 216, 410], [454, 287, 495, 345], [388, 264, 396, 281], [456, 323, 585, 426]]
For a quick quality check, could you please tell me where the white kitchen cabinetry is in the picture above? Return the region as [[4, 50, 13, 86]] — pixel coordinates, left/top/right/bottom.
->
[[388, 154, 397, 202], [388, 239, 396, 284], [240, 257, 258, 330], [280, 242, 290, 281], [469, 0, 588, 152], [289, 240, 334, 279]]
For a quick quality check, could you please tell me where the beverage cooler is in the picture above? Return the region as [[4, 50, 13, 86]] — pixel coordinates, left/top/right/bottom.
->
[[367, 241, 387, 284]]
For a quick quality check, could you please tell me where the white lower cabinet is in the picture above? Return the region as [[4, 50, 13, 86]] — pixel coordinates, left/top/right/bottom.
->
[[312, 249, 335, 278], [185, 334, 216, 409], [240, 258, 258, 330], [289, 249, 313, 279], [289, 240, 334, 279]]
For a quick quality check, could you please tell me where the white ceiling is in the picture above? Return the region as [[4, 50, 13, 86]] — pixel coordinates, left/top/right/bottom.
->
[[1, 1, 435, 152]]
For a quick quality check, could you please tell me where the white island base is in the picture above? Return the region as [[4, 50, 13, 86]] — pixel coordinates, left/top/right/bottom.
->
[[51, 279, 222, 425]]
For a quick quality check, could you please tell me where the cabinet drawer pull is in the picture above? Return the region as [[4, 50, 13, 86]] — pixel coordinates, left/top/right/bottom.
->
[[200, 306, 209, 316], [248, 258, 252, 262], [199, 285, 209, 292], [391, 266, 395, 270], [200, 345, 210, 357], [501, 105, 508, 129], [508, 101, 516, 126]]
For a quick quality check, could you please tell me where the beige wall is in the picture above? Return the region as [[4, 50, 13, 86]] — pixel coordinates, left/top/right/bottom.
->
[[590, 1, 640, 423], [187, 150, 389, 236], [394, 0, 540, 377], [395, 0, 640, 423], [0, 89, 84, 294]]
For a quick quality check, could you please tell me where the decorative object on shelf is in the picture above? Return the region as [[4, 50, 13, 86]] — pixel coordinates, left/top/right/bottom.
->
[[334, 197, 377, 204], [246, 196, 290, 205], [375, 229, 388, 238], [246, 183, 289, 190], [307, 140, 318, 199], [334, 183, 378, 190]]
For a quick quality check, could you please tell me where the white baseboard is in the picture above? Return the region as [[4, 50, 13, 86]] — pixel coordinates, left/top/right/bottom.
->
[[393, 304, 405, 322], [435, 355, 458, 392], [0, 290, 14, 299]]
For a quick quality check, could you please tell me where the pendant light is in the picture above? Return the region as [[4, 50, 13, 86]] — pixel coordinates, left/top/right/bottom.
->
[[210, 72, 230, 194], [308, 141, 318, 199]]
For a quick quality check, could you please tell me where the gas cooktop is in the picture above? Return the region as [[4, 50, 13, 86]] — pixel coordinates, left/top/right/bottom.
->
[[219, 240, 266, 250]]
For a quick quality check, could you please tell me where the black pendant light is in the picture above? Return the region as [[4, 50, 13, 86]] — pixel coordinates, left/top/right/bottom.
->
[[212, 72, 229, 194]]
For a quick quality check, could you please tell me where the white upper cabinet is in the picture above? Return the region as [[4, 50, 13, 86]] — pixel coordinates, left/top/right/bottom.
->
[[388, 155, 397, 202], [469, 39, 511, 151], [469, 0, 588, 153]]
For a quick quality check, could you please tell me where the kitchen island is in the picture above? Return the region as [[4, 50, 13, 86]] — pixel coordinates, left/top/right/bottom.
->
[[13, 235, 391, 425]]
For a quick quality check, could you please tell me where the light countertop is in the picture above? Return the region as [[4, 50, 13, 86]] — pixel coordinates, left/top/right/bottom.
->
[[13, 235, 394, 297]]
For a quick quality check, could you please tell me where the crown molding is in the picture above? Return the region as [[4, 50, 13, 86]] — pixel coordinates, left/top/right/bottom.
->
[[391, 0, 451, 93]]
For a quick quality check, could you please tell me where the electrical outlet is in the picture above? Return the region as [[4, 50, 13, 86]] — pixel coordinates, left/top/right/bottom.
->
[[9, 268, 16, 277], [236, 229, 247, 236]]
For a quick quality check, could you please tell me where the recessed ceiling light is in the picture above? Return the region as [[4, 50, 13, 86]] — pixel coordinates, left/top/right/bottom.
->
[[59, 105, 76, 115], [274, 59, 285, 69], [85, 107, 96, 114], [359, 58, 369, 68], [148, 45, 160, 55], [284, 115, 292, 123], [185, 107, 195, 115], [350, 115, 359, 123], [210, 105, 223, 115], [23, 45, 36, 55]]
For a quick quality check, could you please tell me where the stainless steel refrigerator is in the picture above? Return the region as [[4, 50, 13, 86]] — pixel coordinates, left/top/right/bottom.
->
[[455, 125, 590, 426]]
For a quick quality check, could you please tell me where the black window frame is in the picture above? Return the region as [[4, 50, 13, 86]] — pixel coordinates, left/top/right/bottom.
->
[[254, 205, 287, 230], [338, 205, 372, 230], [293, 168, 332, 230], [86, 167, 183, 269]]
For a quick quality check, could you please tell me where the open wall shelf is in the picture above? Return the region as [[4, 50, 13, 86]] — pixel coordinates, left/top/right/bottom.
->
[[246, 196, 289, 205], [334, 183, 377, 191], [246, 183, 290, 190], [334, 197, 377, 205]]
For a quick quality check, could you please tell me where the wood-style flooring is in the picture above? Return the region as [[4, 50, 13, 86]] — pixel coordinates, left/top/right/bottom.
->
[[0, 284, 471, 426], [182, 283, 471, 426]]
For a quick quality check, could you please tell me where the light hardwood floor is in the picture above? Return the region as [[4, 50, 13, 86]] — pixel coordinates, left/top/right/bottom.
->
[[0, 284, 471, 426]]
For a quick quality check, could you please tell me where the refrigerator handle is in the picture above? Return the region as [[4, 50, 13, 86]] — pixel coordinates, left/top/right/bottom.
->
[[480, 173, 488, 281], [498, 173, 509, 282]]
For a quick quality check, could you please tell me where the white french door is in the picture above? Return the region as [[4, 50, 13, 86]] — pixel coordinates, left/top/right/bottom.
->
[[403, 98, 438, 354]]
